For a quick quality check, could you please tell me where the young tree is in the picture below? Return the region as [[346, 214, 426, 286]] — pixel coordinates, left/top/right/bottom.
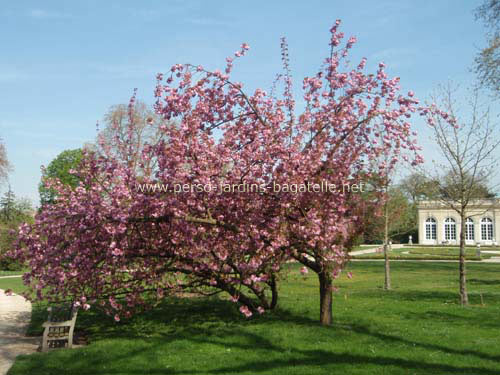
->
[[368, 162, 417, 290], [422, 84, 500, 305], [360, 185, 417, 244], [12, 21, 422, 325]]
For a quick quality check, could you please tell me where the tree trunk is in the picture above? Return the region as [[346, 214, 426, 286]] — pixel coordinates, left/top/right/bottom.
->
[[384, 199, 391, 290], [318, 271, 333, 325], [269, 275, 278, 310], [459, 211, 469, 305]]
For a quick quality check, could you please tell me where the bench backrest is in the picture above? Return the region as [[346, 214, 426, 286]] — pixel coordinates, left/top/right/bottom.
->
[[47, 303, 78, 323]]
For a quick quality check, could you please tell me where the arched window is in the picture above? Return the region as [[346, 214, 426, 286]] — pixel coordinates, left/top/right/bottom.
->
[[444, 217, 456, 241], [481, 217, 493, 241], [465, 218, 474, 241], [425, 217, 437, 240]]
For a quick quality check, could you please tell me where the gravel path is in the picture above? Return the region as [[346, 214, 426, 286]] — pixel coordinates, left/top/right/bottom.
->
[[0, 289, 38, 375]]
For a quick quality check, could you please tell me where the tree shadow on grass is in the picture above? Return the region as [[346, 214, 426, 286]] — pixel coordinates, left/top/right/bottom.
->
[[401, 307, 500, 330], [11, 321, 500, 375], [353, 289, 500, 305], [16, 295, 500, 375], [26, 296, 244, 340], [345, 321, 500, 364], [353, 289, 460, 302], [468, 278, 500, 286]]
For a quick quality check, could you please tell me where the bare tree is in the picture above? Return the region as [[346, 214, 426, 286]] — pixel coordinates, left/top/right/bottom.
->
[[474, 0, 500, 96], [423, 84, 500, 305], [0, 138, 11, 185], [95, 98, 169, 178]]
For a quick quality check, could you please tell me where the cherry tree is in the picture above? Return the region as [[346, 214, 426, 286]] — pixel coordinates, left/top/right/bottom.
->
[[12, 20, 421, 325]]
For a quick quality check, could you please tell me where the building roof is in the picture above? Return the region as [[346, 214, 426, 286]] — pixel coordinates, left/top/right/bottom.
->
[[417, 198, 500, 210]]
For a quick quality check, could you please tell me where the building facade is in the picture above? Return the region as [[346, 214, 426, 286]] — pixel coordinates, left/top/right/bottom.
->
[[417, 199, 500, 245]]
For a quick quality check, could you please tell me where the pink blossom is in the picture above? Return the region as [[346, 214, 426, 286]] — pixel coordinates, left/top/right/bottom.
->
[[239, 305, 252, 318], [112, 248, 124, 256]]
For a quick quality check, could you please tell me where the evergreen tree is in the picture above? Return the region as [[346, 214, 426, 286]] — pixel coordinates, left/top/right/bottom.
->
[[0, 185, 16, 221]]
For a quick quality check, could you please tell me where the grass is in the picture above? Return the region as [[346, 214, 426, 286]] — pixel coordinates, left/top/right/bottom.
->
[[0, 275, 25, 291], [408, 244, 500, 250], [408, 247, 495, 257], [352, 246, 497, 260], [352, 245, 381, 251], [2, 262, 500, 375]]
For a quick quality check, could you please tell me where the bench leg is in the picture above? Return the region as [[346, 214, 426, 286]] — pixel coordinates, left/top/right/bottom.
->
[[68, 326, 75, 349], [42, 328, 49, 352]]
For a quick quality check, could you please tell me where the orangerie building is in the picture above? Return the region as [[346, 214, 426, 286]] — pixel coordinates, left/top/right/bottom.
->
[[417, 199, 500, 246]]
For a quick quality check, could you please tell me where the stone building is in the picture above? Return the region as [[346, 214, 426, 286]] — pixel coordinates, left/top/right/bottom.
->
[[417, 199, 500, 245]]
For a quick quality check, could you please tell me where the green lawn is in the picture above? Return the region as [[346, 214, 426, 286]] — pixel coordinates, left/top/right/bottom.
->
[[0, 275, 24, 291], [352, 246, 498, 260], [352, 245, 381, 251], [2, 262, 500, 375], [408, 247, 496, 257]]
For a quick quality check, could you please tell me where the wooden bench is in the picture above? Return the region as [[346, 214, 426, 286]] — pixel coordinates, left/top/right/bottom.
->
[[41, 303, 78, 352]]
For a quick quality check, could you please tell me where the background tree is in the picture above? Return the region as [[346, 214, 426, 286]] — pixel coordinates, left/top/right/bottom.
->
[[436, 170, 497, 199], [39, 149, 83, 205], [474, 0, 500, 95], [366, 125, 423, 291], [385, 187, 418, 243], [399, 171, 496, 203], [96, 99, 167, 177], [359, 171, 418, 290], [422, 84, 500, 305], [0, 185, 16, 221], [0, 188, 33, 270], [0, 137, 11, 185], [399, 172, 439, 203], [360, 185, 417, 244]]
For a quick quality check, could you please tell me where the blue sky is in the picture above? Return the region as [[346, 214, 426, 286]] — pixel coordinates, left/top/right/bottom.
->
[[0, 0, 497, 205]]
